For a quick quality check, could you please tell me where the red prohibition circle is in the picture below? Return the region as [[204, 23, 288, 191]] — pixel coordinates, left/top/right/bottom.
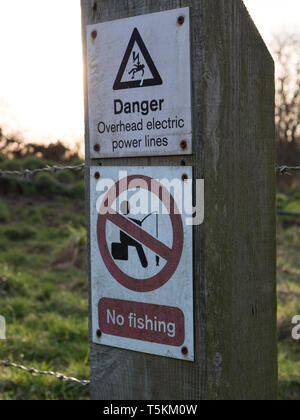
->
[[97, 175, 184, 292]]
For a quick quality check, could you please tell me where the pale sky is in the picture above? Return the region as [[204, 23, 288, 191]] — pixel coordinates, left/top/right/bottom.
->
[[243, 0, 300, 42], [0, 0, 83, 145], [0, 0, 299, 145]]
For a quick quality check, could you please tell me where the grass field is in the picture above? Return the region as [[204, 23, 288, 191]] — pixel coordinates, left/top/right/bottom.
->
[[0, 173, 89, 400], [0, 161, 299, 400], [277, 191, 300, 400]]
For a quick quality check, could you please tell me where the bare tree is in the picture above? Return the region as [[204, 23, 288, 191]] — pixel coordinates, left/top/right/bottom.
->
[[273, 34, 300, 164]]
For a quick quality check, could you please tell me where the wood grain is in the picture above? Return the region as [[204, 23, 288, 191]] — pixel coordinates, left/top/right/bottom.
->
[[82, 0, 277, 400]]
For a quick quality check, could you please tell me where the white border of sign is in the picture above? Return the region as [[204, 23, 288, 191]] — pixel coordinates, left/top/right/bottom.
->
[[90, 166, 194, 361], [87, 7, 192, 159]]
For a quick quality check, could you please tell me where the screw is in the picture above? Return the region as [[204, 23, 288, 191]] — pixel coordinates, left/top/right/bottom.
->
[[214, 353, 223, 367], [181, 160, 186, 166], [182, 173, 188, 182], [92, 2, 97, 12], [96, 329, 102, 339], [94, 172, 100, 180], [181, 346, 188, 356], [180, 140, 187, 150], [94, 144, 100, 152], [91, 30, 98, 40], [177, 16, 185, 25]]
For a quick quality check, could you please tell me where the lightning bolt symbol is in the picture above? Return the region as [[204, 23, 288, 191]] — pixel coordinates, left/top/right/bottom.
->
[[133, 51, 140, 65]]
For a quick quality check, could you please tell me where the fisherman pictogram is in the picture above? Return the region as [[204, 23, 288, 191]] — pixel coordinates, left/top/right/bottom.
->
[[111, 201, 160, 268]]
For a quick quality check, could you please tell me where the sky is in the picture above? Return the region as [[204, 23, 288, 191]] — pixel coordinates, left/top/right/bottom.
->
[[0, 0, 299, 146], [243, 0, 300, 42], [0, 0, 83, 145]]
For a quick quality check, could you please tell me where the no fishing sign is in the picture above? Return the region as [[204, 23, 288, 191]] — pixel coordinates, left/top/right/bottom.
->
[[90, 167, 194, 361], [86, 8, 192, 158]]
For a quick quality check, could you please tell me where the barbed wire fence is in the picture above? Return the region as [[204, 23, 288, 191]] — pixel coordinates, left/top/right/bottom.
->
[[0, 161, 299, 386], [0, 163, 299, 180], [0, 360, 90, 387], [0, 163, 85, 179]]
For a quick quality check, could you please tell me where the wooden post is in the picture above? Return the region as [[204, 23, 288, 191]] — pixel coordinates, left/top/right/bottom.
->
[[82, 0, 277, 400]]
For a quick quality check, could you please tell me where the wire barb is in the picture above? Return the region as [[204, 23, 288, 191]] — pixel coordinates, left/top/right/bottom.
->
[[0, 360, 90, 387], [276, 165, 300, 175]]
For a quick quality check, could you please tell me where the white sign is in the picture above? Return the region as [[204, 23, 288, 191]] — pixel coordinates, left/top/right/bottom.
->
[[90, 167, 194, 361], [87, 8, 192, 158]]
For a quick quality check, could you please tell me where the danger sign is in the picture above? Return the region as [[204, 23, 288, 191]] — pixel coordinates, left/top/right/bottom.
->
[[90, 166, 194, 361], [86, 7, 192, 159], [113, 27, 163, 91]]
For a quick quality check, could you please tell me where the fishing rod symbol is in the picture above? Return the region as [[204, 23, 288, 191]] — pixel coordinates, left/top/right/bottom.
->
[[111, 203, 160, 269]]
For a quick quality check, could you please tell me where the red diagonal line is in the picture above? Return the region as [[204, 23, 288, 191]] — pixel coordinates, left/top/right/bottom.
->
[[106, 212, 172, 261]]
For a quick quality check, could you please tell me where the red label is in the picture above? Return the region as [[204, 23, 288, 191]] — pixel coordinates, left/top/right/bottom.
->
[[99, 298, 185, 347]]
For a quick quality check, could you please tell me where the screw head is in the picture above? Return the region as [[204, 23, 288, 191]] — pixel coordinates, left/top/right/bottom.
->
[[180, 140, 187, 150], [94, 144, 100, 153], [91, 30, 98, 40], [182, 173, 188, 182], [94, 172, 100, 180], [96, 329, 102, 339], [181, 346, 188, 356], [177, 16, 185, 25], [214, 353, 223, 367]]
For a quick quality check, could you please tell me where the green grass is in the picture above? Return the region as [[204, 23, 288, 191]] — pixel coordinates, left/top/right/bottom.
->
[[0, 182, 299, 399], [277, 193, 300, 400], [0, 194, 89, 400]]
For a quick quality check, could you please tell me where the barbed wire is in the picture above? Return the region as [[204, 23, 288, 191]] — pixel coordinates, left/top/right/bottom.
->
[[0, 163, 85, 179], [0, 360, 90, 387], [276, 165, 300, 175], [0, 162, 299, 178]]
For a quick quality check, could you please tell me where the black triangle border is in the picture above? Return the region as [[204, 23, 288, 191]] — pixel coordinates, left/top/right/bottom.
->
[[113, 28, 163, 90]]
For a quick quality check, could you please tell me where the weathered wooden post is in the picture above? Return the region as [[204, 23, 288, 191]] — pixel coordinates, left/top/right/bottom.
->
[[82, 0, 278, 400]]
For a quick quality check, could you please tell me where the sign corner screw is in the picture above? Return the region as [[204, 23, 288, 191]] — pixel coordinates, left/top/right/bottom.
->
[[177, 16, 185, 26], [91, 30, 98, 40], [180, 140, 187, 151], [94, 144, 100, 153], [181, 346, 188, 356]]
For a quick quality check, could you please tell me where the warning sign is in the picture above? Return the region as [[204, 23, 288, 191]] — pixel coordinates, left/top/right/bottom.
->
[[90, 167, 194, 361], [86, 7, 192, 158], [113, 28, 163, 90]]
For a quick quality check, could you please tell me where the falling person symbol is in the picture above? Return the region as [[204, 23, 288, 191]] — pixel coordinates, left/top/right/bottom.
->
[[128, 51, 145, 85]]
